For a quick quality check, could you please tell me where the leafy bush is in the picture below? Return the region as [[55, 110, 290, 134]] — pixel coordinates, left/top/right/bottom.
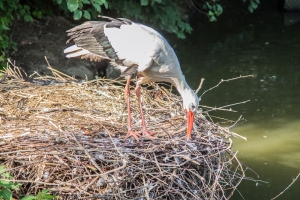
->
[[0, 166, 55, 200], [0, 0, 53, 68], [0, 0, 29, 66], [0, 0, 260, 69], [0, 166, 21, 200]]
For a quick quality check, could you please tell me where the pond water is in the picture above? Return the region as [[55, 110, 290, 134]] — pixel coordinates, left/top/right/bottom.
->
[[174, 2, 300, 200]]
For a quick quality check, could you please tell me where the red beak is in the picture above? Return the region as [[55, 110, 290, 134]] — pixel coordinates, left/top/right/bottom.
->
[[186, 110, 194, 140]]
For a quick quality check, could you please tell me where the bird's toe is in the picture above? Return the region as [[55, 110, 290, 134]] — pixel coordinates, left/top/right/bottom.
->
[[125, 130, 141, 141], [142, 129, 156, 139]]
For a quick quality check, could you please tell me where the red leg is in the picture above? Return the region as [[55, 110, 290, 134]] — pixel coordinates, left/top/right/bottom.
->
[[124, 76, 141, 140], [135, 84, 156, 138]]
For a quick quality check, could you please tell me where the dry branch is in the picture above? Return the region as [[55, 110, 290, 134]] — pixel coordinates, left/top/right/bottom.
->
[[0, 63, 246, 199]]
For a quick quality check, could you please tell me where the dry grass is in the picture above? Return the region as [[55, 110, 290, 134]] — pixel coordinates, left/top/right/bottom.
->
[[0, 61, 246, 199]]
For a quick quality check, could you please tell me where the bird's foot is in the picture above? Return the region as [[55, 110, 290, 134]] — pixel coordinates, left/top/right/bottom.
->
[[141, 129, 156, 139], [125, 130, 141, 141]]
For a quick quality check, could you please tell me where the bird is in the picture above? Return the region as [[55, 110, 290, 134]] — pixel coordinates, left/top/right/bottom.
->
[[64, 16, 199, 140]]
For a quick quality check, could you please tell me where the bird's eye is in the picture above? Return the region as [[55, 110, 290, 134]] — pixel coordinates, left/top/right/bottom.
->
[[191, 105, 195, 109]]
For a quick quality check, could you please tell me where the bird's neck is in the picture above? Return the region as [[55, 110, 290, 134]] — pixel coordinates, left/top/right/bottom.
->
[[171, 74, 195, 102]]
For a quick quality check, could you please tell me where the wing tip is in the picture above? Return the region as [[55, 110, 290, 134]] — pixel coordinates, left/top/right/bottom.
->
[[64, 45, 81, 54], [64, 45, 90, 58]]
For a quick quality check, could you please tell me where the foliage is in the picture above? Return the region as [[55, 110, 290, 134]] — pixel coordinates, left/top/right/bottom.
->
[[108, 0, 192, 38], [0, 0, 53, 69], [0, 0, 27, 68], [59, 0, 259, 38], [0, 166, 55, 200], [194, 0, 260, 22], [0, 0, 260, 69], [201, 1, 224, 22], [20, 190, 55, 200], [0, 165, 21, 200], [58, 0, 191, 38], [245, 0, 260, 13]]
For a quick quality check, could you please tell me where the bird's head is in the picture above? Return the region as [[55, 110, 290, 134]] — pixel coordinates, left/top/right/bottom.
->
[[182, 89, 200, 140]]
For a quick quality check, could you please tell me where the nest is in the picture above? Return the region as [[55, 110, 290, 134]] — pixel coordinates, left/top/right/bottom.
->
[[0, 62, 245, 199]]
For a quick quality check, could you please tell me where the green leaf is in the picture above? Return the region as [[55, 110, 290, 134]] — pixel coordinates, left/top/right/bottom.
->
[[1, 23, 10, 30], [141, 0, 148, 6], [10, 183, 21, 191], [0, 180, 11, 188], [251, 1, 258, 9], [212, 5, 217, 12], [102, 0, 108, 9], [20, 196, 35, 200], [2, 172, 12, 179], [73, 9, 82, 20], [248, 4, 253, 13], [94, 0, 103, 4], [206, 2, 212, 9], [215, 4, 223, 16], [92, 3, 101, 12], [155, 0, 162, 3], [23, 5, 30, 11], [209, 15, 217, 22], [24, 14, 33, 22], [208, 11, 214, 16], [0, 180, 20, 191], [82, 0, 90, 3], [83, 10, 91, 19], [34, 190, 54, 199], [37, 11, 43, 19], [217, 4, 223, 14], [0, 189, 12, 200], [67, 0, 79, 12], [79, 1, 83, 9], [0, 1, 3, 10], [0, 166, 5, 174], [56, 0, 62, 4]]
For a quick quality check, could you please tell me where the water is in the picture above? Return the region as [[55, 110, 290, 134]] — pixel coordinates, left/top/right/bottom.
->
[[174, 2, 300, 199]]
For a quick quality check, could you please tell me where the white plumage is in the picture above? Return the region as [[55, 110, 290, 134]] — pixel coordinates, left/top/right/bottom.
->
[[64, 16, 199, 140]]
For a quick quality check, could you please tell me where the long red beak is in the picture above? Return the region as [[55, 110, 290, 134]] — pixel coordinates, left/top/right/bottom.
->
[[186, 110, 194, 140]]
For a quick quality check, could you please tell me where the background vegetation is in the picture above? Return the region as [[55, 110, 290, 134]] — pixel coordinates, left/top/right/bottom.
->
[[0, 0, 259, 68], [0, 165, 55, 200]]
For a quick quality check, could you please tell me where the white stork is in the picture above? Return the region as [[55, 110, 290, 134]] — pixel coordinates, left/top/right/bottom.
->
[[64, 16, 199, 140]]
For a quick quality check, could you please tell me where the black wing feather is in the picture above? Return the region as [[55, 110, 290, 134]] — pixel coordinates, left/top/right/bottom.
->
[[66, 17, 139, 77]]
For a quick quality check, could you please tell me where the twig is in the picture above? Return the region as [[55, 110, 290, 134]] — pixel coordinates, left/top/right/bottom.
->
[[49, 121, 63, 132], [79, 176, 99, 196], [200, 104, 237, 112], [142, 175, 150, 200], [195, 78, 205, 94], [200, 75, 254, 98], [153, 152, 163, 175], [221, 127, 247, 140], [204, 100, 250, 113], [44, 56, 76, 80], [70, 132, 104, 174], [0, 64, 248, 199], [229, 115, 243, 130], [207, 115, 235, 123], [271, 171, 300, 200], [76, 159, 127, 179], [189, 0, 208, 15], [0, 72, 8, 83]]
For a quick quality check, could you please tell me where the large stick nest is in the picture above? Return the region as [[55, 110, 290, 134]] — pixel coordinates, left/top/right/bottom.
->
[[0, 62, 245, 199]]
